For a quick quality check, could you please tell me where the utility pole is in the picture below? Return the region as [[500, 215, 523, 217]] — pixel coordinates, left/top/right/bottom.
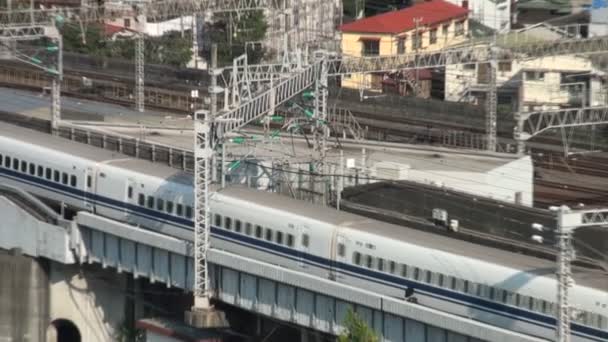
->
[[135, 32, 144, 112], [556, 205, 573, 342], [413, 17, 423, 97], [313, 51, 329, 205], [51, 34, 63, 135], [486, 40, 498, 152], [543, 206, 608, 342]]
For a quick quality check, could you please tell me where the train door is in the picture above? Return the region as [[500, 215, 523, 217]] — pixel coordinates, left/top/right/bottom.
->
[[84, 167, 95, 212], [331, 234, 347, 281], [125, 178, 137, 219], [297, 225, 311, 269]]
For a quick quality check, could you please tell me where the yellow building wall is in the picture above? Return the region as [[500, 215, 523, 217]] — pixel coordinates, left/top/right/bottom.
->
[[341, 18, 469, 90]]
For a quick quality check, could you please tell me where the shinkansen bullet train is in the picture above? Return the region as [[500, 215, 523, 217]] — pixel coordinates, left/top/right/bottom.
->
[[0, 124, 607, 341]]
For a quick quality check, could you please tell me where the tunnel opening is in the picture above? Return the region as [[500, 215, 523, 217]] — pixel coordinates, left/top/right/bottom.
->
[[50, 319, 81, 342]]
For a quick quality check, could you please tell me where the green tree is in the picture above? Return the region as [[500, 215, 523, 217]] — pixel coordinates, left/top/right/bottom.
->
[[337, 309, 379, 342], [207, 10, 268, 66]]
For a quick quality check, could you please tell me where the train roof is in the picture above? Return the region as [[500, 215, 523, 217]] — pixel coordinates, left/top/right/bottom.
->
[[0, 123, 191, 184], [2, 123, 606, 291], [219, 186, 608, 291]]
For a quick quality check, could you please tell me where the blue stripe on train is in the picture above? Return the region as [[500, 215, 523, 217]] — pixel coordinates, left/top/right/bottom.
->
[[0, 167, 606, 340]]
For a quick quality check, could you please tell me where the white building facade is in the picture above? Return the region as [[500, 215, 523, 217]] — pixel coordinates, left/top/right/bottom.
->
[[445, 0, 511, 31]]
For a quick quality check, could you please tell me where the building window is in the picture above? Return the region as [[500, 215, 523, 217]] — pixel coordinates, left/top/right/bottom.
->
[[498, 62, 512, 72], [455, 20, 465, 36], [525, 71, 545, 81], [442, 24, 449, 36], [397, 37, 406, 54], [361, 39, 380, 56], [412, 33, 422, 50], [464, 63, 476, 70], [430, 28, 438, 44]]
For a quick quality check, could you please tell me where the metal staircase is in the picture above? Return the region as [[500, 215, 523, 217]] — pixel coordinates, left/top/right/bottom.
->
[[328, 107, 364, 141]]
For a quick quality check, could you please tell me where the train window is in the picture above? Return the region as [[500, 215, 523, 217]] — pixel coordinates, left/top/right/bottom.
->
[[235, 220, 242, 233], [245, 223, 252, 235], [0, 154, 2, 166], [29, 163, 35, 175], [157, 198, 164, 211], [225, 217, 232, 230], [389, 261, 396, 274], [61, 172, 68, 185], [424, 270, 432, 283], [166, 201, 174, 214], [462, 280, 469, 293], [214, 214, 222, 227], [87, 175, 92, 188], [3, 156, 8, 168], [413, 268, 421, 281], [45, 168, 51, 180], [37, 166, 43, 177], [377, 258, 384, 272], [21, 160, 27, 172], [400, 264, 408, 278], [176, 204, 183, 216], [13, 158, 19, 171], [365, 255, 373, 268], [147, 196, 155, 209], [286, 234, 294, 247], [138, 194, 145, 206], [276, 231, 284, 244], [53, 170, 59, 182], [302, 234, 310, 247], [185, 206, 193, 219], [128, 186, 133, 199], [337, 243, 345, 257], [265, 228, 273, 241], [437, 273, 444, 287], [255, 225, 262, 238], [489, 287, 496, 300], [70, 175, 77, 187], [353, 252, 361, 265]]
